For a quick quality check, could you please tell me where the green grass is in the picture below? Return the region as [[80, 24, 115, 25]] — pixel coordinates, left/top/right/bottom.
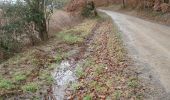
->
[[128, 78, 138, 88], [83, 58, 95, 68], [95, 84, 107, 93], [71, 82, 83, 91], [39, 71, 54, 85], [75, 66, 85, 78], [58, 32, 83, 44], [83, 95, 92, 100], [114, 90, 122, 100], [55, 51, 74, 63], [22, 83, 39, 93], [63, 34, 83, 44], [55, 53, 63, 63], [0, 79, 14, 90], [13, 72, 27, 82], [88, 80, 97, 89], [95, 64, 105, 75]]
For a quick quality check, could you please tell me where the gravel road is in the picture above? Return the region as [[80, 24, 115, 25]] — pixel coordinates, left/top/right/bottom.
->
[[100, 10, 170, 99]]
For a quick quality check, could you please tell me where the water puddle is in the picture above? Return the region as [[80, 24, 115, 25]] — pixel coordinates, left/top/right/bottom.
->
[[52, 61, 77, 100], [50, 29, 97, 99]]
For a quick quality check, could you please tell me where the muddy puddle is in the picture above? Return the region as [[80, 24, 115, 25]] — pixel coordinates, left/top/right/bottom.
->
[[50, 49, 92, 99], [51, 61, 77, 100]]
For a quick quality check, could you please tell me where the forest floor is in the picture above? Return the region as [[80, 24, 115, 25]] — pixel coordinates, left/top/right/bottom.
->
[[0, 11, 148, 99]]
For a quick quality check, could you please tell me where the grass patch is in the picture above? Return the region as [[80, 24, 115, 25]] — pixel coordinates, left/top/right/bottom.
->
[[55, 53, 63, 63], [75, 66, 85, 78], [95, 84, 107, 93], [13, 72, 27, 82], [58, 32, 83, 44], [128, 78, 138, 88], [57, 19, 97, 45], [113, 90, 122, 100], [83, 58, 95, 68], [22, 83, 39, 93], [71, 82, 83, 91], [88, 80, 97, 89], [0, 79, 14, 90], [39, 71, 54, 85], [95, 64, 105, 75], [55, 51, 74, 64], [83, 95, 92, 100]]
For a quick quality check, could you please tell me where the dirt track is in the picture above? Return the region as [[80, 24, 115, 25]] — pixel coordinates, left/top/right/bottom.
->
[[100, 10, 170, 98]]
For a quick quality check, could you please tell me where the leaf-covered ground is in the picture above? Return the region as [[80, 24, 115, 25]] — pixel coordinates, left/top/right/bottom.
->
[[65, 17, 145, 100]]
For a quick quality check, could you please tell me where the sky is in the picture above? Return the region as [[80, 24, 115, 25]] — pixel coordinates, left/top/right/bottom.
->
[[0, 0, 15, 2], [0, 0, 22, 3], [0, 0, 17, 2], [0, 0, 16, 1]]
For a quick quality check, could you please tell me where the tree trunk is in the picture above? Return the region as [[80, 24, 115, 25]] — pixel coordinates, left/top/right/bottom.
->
[[24, 0, 49, 41], [39, 17, 48, 41]]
